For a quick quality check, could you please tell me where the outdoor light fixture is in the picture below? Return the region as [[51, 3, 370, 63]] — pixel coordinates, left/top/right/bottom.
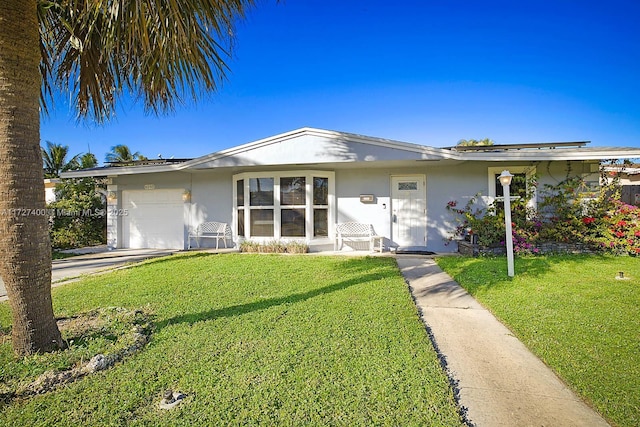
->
[[498, 170, 513, 187], [182, 190, 191, 203], [498, 170, 515, 277], [107, 191, 117, 203]]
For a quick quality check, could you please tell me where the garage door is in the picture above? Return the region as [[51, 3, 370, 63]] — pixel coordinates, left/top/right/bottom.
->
[[122, 190, 184, 249]]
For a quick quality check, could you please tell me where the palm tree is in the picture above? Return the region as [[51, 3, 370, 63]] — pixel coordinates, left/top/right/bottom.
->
[[105, 145, 147, 163], [42, 141, 81, 178], [79, 152, 98, 169], [0, 0, 256, 356]]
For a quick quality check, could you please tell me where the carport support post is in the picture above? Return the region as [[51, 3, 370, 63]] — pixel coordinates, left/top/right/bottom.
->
[[498, 171, 515, 277]]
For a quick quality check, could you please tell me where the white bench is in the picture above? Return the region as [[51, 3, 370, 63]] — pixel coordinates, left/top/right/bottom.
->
[[188, 222, 231, 249], [334, 222, 384, 253]]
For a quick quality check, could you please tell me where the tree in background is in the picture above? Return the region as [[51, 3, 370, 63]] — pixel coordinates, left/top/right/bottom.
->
[[457, 138, 494, 146], [105, 144, 147, 163], [79, 152, 98, 169], [48, 177, 106, 249], [46, 149, 104, 249], [0, 0, 257, 356], [41, 141, 80, 178]]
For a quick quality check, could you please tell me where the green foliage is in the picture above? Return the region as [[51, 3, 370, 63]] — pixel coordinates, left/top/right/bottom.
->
[[446, 171, 640, 255], [0, 254, 462, 425], [446, 195, 505, 246], [47, 178, 106, 249], [78, 153, 98, 169], [105, 145, 147, 163], [436, 255, 640, 427], [38, 0, 258, 122], [446, 174, 537, 248], [41, 141, 81, 178], [456, 138, 494, 146]]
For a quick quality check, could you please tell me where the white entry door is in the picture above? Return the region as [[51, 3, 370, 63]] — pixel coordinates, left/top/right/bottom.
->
[[122, 189, 185, 249], [391, 175, 426, 247]]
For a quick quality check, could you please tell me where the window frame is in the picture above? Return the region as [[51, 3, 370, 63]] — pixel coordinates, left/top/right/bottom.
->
[[487, 166, 537, 210], [233, 170, 335, 242]]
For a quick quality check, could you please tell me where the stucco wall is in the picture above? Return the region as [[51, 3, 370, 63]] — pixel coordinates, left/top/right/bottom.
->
[[334, 160, 599, 253], [188, 171, 234, 232], [335, 168, 392, 240], [108, 160, 599, 252]]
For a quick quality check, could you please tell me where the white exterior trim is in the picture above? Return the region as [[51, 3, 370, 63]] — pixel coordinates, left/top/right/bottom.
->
[[232, 170, 336, 244], [487, 166, 537, 210]]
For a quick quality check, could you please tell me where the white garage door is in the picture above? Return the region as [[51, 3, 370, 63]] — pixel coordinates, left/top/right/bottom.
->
[[122, 190, 185, 249]]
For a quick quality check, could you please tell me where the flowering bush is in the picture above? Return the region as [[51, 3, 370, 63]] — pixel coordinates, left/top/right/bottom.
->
[[445, 195, 506, 247], [445, 171, 640, 255], [586, 200, 640, 254]]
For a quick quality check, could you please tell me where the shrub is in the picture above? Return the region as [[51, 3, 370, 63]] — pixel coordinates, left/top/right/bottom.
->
[[48, 178, 106, 249], [446, 169, 640, 255], [239, 240, 263, 253], [285, 241, 310, 254], [239, 240, 309, 254]]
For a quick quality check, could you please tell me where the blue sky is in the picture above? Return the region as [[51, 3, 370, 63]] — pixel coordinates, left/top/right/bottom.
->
[[41, 0, 640, 163]]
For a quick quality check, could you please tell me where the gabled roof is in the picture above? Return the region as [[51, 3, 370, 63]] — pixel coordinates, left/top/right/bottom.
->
[[61, 127, 640, 178]]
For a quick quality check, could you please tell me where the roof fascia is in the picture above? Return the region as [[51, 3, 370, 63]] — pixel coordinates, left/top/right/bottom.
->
[[455, 148, 640, 161], [60, 162, 182, 178]]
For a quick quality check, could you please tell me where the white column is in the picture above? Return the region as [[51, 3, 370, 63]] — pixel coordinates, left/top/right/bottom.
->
[[503, 183, 515, 277]]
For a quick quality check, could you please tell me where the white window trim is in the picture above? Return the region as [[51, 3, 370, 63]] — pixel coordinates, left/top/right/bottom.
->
[[487, 166, 537, 210], [233, 170, 335, 242]]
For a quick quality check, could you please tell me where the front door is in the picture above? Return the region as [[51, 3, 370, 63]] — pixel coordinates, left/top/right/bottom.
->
[[391, 175, 426, 247]]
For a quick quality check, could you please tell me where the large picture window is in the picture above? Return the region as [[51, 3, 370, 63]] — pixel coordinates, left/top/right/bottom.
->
[[250, 178, 274, 206], [234, 171, 334, 241]]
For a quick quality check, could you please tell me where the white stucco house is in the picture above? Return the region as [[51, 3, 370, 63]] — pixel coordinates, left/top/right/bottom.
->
[[62, 127, 640, 253]]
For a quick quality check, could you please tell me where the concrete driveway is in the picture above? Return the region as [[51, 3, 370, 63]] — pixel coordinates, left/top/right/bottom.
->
[[0, 248, 176, 302]]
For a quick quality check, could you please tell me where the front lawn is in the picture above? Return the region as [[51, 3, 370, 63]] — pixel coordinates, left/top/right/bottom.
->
[[436, 254, 639, 427], [0, 254, 462, 426]]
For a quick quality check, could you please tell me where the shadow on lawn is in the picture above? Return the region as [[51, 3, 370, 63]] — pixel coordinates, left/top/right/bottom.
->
[[123, 251, 215, 269], [438, 253, 619, 293], [156, 260, 393, 331], [509, 253, 615, 278]]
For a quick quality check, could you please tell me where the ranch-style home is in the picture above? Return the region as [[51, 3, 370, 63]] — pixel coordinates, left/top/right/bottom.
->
[[63, 127, 640, 253]]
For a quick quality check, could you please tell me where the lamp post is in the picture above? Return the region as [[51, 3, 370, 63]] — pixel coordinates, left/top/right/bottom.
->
[[498, 170, 515, 277]]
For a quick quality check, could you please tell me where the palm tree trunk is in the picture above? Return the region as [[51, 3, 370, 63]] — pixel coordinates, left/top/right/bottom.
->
[[0, 0, 63, 355]]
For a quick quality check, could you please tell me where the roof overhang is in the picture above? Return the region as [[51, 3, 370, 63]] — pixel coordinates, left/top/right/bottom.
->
[[60, 127, 640, 178]]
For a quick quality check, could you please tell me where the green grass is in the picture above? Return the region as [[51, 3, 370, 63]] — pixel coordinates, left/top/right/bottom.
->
[[436, 254, 640, 427], [0, 253, 462, 426]]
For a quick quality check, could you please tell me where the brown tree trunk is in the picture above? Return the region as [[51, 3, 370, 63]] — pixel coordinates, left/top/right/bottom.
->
[[0, 0, 63, 355]]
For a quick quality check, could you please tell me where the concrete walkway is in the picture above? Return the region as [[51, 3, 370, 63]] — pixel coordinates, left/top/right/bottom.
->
[[397, 256, 610, 427], [0, 248, 176, 301]]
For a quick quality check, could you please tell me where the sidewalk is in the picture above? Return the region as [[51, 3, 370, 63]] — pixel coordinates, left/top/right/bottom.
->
[[396, 256, 610, 427]]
